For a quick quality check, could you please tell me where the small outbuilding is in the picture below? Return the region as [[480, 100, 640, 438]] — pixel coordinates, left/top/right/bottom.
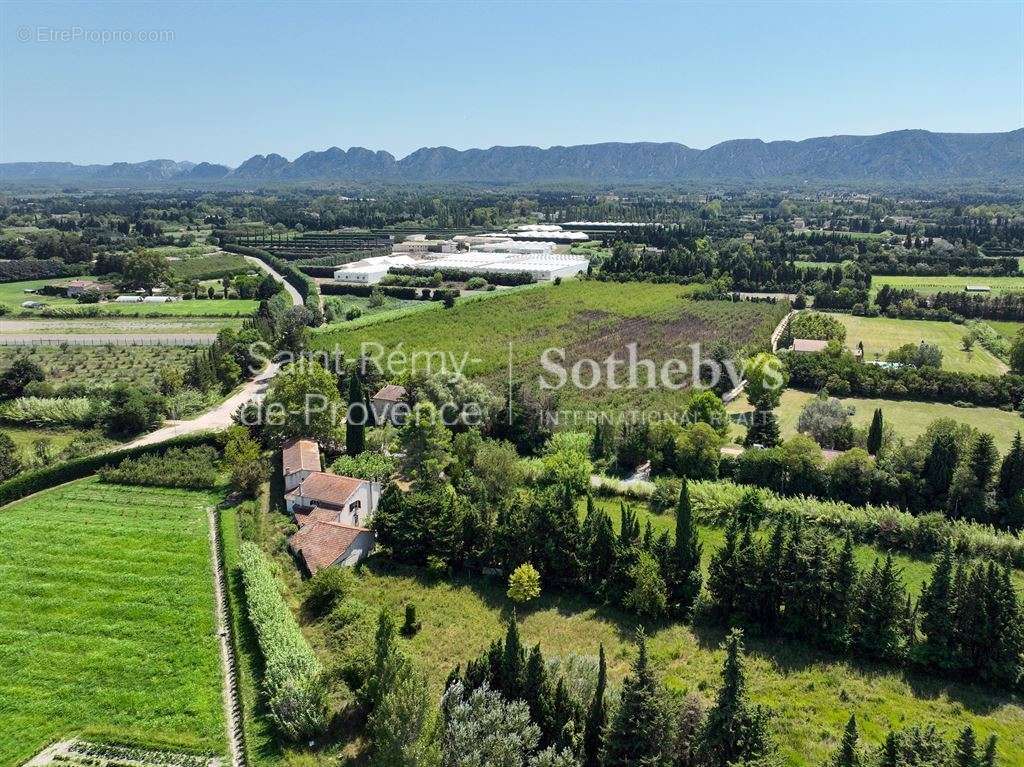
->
[[370, 384, 408, 426]]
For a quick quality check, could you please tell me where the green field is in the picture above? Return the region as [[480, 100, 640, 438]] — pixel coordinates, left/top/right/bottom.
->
[[826, 313, 1007, 374], [728, 389, 1023, 453], [169, 252, 251, 281], [313, 280, 789, 411], [0, 278, 256, 317], [0, 345, 196, 388], [0, 479, 226, 765], [871, 274, 1024, 296], [987, 320, 1024, 342], [321, 292, 422, 320], [1, 424, 81, 452]]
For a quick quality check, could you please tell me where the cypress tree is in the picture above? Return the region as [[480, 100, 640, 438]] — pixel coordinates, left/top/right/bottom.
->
[[833, 715, 860, 767], [707, 516, 740, 619], [825, 533, 857, 650], [851, 556, 908, 662], [585, 508, 617, 596], [917, 542, 955, 668], [879, 731, 899, 767], [523, 643, 555, 742], [668, 479, 703, 618], [582, 644, 608, 767], [551, 677, 577, 750], [346, 370, 366, 456], [699, 629, 773, 767], [501, 611, 525, 701], [954, 726, 979, 767], [603, 631, 671, 767], [866, 408, 884, 455], [982, 734, 998, 767], [996, 432, 1024, 505], [924, 432, 959, 507], [744, 406, 780, 448]]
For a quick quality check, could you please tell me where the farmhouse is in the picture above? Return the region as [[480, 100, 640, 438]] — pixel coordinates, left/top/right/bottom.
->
[[370, 383, 407, 425], [65, 279, 114, 297], [282, 439, 379, 572]]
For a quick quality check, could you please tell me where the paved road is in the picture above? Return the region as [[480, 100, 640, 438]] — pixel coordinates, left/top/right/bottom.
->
[[120, 257, 305, 448], [244, 254, 304, 306]]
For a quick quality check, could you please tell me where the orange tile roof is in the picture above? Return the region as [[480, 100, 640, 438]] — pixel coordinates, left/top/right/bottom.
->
[[282, 439, 322, 475], [286, 471, 363, 507], [372, 384, 406, 402], [289, 521, 370, 574]]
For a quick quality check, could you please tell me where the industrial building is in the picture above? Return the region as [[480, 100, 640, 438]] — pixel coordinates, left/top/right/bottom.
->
[[333, 254, 418, 284]]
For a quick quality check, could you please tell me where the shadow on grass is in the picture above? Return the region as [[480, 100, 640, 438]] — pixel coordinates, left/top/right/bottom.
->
[[686, 618, 1016, 717]]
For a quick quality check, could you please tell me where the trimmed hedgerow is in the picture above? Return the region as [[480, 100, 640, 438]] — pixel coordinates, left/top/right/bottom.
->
[[238, 542, 328, 740], [0, 431, 220, 507]]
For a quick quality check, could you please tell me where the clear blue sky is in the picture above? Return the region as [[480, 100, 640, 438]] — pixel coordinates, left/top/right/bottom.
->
[[1, 1, 1021, 166]]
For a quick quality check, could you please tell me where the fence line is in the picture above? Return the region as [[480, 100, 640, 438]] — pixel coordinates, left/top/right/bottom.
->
[[0, 335, 215, 347]]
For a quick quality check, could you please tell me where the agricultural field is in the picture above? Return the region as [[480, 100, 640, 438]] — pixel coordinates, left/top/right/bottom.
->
[[824, 312, 1007, 374], [169, 252, 251, 281], [313, 280, 789, 411], [0, 346, 196, 388], [0, 278, 257, 318], [0, 479, 225, 766], [870, 274, 1024, 296], [1, 316, 243, 335], [728, 388, 1023, 453], [321, 292, 422, 321]]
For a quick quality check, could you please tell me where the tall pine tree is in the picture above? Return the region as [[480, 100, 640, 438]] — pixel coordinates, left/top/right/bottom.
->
[[582, 644, 608, 767], [698, 629, 773, 767], [667, 479, 703, 618], [603, 631, 671, 767]]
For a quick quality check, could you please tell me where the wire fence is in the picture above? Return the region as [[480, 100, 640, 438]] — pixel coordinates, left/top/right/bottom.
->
[[0, 334, 216, 347]]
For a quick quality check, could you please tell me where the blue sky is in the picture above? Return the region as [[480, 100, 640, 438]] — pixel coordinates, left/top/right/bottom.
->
[[2, 1, 1021, 165]]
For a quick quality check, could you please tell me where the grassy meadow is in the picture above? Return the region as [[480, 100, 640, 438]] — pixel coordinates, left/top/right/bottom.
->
[[870, 274, 1024, 296], [312, 280, 789, 411], [727, 389, 1023, 453], [0, 479, 225, 766], [824, 313, 1007, 374]]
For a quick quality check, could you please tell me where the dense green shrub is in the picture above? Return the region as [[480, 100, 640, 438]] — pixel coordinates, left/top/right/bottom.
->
[[99, 446, 219, 489], [0, 396, 94, 426], [787, 311, 847, 342], [238, 541, 328, 740]]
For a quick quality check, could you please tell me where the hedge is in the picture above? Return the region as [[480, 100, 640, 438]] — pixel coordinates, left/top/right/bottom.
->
[[238, 541, 328, 740], [388, 266, 536, 286], [321, 282, 460, 301], [591, 475, 1024, 568], [0, 431, 221, 507], [0, 258, 89, 283]]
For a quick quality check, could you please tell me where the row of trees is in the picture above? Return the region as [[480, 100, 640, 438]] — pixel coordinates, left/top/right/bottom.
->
[[707, 516, 1024, 688]]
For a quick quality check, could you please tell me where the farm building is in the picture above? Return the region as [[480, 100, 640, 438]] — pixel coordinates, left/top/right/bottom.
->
[[115, 295, 143, 303], [142, 295, 178, 303], [334, 254, 418, 284], [281, 439, 379, 572], [371, 383, 407, 425], [65, 279, 114, 297], [965, 285, 992, 293], [414, 251, 589, 281]]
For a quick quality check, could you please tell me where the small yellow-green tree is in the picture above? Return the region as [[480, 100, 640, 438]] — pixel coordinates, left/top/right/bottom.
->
[[507, 563, 541, 604]]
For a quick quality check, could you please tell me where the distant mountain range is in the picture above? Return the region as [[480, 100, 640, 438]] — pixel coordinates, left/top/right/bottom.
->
[[3, 129, 1022, 186]]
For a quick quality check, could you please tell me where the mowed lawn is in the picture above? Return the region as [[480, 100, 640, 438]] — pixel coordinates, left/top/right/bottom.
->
[[0, 479, 226, 766], [871, 274, 1024, 296], [312, 280, 788, 411], [826, 313, 1007, 374], [728, 389, 1023, 453]]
